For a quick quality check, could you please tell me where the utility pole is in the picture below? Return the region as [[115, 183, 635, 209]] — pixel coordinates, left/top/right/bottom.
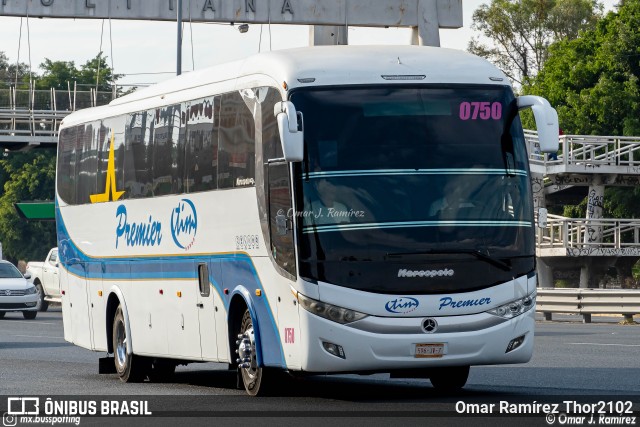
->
[[176, 0, 182, 76]]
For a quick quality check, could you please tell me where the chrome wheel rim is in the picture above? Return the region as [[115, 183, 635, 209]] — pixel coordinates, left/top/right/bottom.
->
[[115, 320, 127, 371], [239, 327, 258, 380]]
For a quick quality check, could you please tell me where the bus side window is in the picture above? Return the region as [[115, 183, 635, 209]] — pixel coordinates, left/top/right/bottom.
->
[[219, 91, 256, 189]]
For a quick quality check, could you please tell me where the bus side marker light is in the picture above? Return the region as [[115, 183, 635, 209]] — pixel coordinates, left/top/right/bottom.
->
[[224, 288, 229, 295], [255, 289, 262, 297], [177, 291, 182, 298], [98, 291, 103, 297], [159, 289, 164, 295]]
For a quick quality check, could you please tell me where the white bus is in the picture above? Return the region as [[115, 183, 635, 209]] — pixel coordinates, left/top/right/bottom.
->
[[56, 45, 558, 395]]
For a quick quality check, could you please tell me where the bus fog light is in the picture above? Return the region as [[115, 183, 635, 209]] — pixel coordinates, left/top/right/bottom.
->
[[506, 335, 525, 353], [322, 341, 346, 359]]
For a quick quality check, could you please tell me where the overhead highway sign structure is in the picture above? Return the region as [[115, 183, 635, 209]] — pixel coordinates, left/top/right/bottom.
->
[[0, 0, 462, 46]]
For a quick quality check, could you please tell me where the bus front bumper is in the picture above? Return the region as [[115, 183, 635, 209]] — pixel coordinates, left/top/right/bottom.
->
[[298, 307, 535, 373]]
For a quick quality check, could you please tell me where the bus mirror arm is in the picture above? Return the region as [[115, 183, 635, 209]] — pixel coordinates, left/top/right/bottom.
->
[[274, 101, 304, 162], [517, 96, 559, 153]]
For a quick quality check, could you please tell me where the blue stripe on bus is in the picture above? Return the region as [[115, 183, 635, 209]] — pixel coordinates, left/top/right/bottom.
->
[[56, 205, 286, 368]]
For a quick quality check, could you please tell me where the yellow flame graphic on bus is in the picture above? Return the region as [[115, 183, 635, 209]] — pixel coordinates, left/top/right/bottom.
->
[[90, 132, 125, 203]]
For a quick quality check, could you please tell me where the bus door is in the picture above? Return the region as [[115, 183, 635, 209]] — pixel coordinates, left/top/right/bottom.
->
[[267, 161, 301, 369], [67, 260, 92, 349], [196, 260, 219, 360]]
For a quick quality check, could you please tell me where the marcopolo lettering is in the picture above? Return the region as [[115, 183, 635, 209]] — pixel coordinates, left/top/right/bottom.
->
[[398, 269, 454, 278], [438, 296, 491, 310]]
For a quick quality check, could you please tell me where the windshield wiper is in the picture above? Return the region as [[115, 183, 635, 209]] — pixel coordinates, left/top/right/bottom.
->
[[385, 249, 512, 272]]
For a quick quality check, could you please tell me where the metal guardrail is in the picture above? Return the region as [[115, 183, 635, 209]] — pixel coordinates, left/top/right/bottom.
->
[[525, 130, 640, 168], [537, 213, 640, 250], [536, 288, 640, 323]]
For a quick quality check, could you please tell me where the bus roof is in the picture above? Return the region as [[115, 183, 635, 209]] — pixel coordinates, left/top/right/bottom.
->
[[61, 45, 509, 127]]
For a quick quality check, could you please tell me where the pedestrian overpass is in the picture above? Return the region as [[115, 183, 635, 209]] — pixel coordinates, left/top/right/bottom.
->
[[527, 131, 640, 288], [0, 87, 114, 150]]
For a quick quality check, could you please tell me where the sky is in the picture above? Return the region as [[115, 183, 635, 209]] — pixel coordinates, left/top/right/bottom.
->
[[0, 0, 620, 88]]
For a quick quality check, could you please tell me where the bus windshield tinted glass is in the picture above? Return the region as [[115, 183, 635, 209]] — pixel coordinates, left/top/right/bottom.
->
[[291, 86, 534, 294]]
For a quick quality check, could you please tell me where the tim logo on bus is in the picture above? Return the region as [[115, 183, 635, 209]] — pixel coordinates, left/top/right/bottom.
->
[[171, 199, 198, 250], [385, 297, 419, 314]]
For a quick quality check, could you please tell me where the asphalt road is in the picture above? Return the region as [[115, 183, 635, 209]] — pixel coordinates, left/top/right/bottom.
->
[[0, 308, 638, 426]]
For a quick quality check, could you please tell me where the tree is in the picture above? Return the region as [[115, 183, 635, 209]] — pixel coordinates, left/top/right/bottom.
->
[[36, 58, 79, 91], [36, 52, 124, 110], [0, 150, 57, 263], [469, 0, 603, 86], [0, 51, 30, 90], [525, 1, 640, 135], [526, 1, 640, 286], [37, 52, 121, 91]]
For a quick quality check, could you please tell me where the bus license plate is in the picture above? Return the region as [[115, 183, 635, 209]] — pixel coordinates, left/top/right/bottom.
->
[[415, 343, 444, 358]]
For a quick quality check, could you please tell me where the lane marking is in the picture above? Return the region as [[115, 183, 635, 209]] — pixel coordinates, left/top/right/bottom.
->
[[13, 335, 65, 339], [0, 321, 58, 325], [569, 343, 640, 347]]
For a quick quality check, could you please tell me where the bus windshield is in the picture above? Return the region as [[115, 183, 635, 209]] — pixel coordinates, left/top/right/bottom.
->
[[290, 86, 535, 294]]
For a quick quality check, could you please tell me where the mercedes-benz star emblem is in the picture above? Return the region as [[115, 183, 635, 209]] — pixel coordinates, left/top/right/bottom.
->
[[423, 318, 438, 333]]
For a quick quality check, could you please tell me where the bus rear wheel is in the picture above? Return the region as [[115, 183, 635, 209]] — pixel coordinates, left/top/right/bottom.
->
[[429, 366, 470, 392], [112, 305, 148, 382]]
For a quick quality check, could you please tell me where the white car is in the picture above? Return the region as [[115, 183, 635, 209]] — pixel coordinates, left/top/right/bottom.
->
[[0, 260, 39, 319]]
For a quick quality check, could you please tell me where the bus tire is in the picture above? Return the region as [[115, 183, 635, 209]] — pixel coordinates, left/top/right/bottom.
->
[[236, 309, 273, 396], [429, 366, 470, 392], [36, 283, 49, 312], [112, 305, 148, 382]]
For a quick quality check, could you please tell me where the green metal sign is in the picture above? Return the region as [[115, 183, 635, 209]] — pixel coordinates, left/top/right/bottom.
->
[[14, 201, 55, 221]]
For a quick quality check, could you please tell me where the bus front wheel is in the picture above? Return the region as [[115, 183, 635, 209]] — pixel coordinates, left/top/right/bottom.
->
[[112, 305, 148, 382], [429, 366, 470, 392], [237, 309, 270, 396]]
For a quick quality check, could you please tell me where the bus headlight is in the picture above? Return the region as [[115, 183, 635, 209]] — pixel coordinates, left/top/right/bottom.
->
[[297, 293, 368, 324], [486, 293, 535, 319]]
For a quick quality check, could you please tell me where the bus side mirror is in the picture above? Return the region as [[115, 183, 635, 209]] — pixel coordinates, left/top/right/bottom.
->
[[274, 101, 304, 162], [517, 95, 559, 153], [537, 207, 548, 229]]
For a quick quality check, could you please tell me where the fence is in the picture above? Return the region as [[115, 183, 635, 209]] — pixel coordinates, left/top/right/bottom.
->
[[537, 214, 640, 250], [536, 288, 640, 323], [525, 130, 640, 168]]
